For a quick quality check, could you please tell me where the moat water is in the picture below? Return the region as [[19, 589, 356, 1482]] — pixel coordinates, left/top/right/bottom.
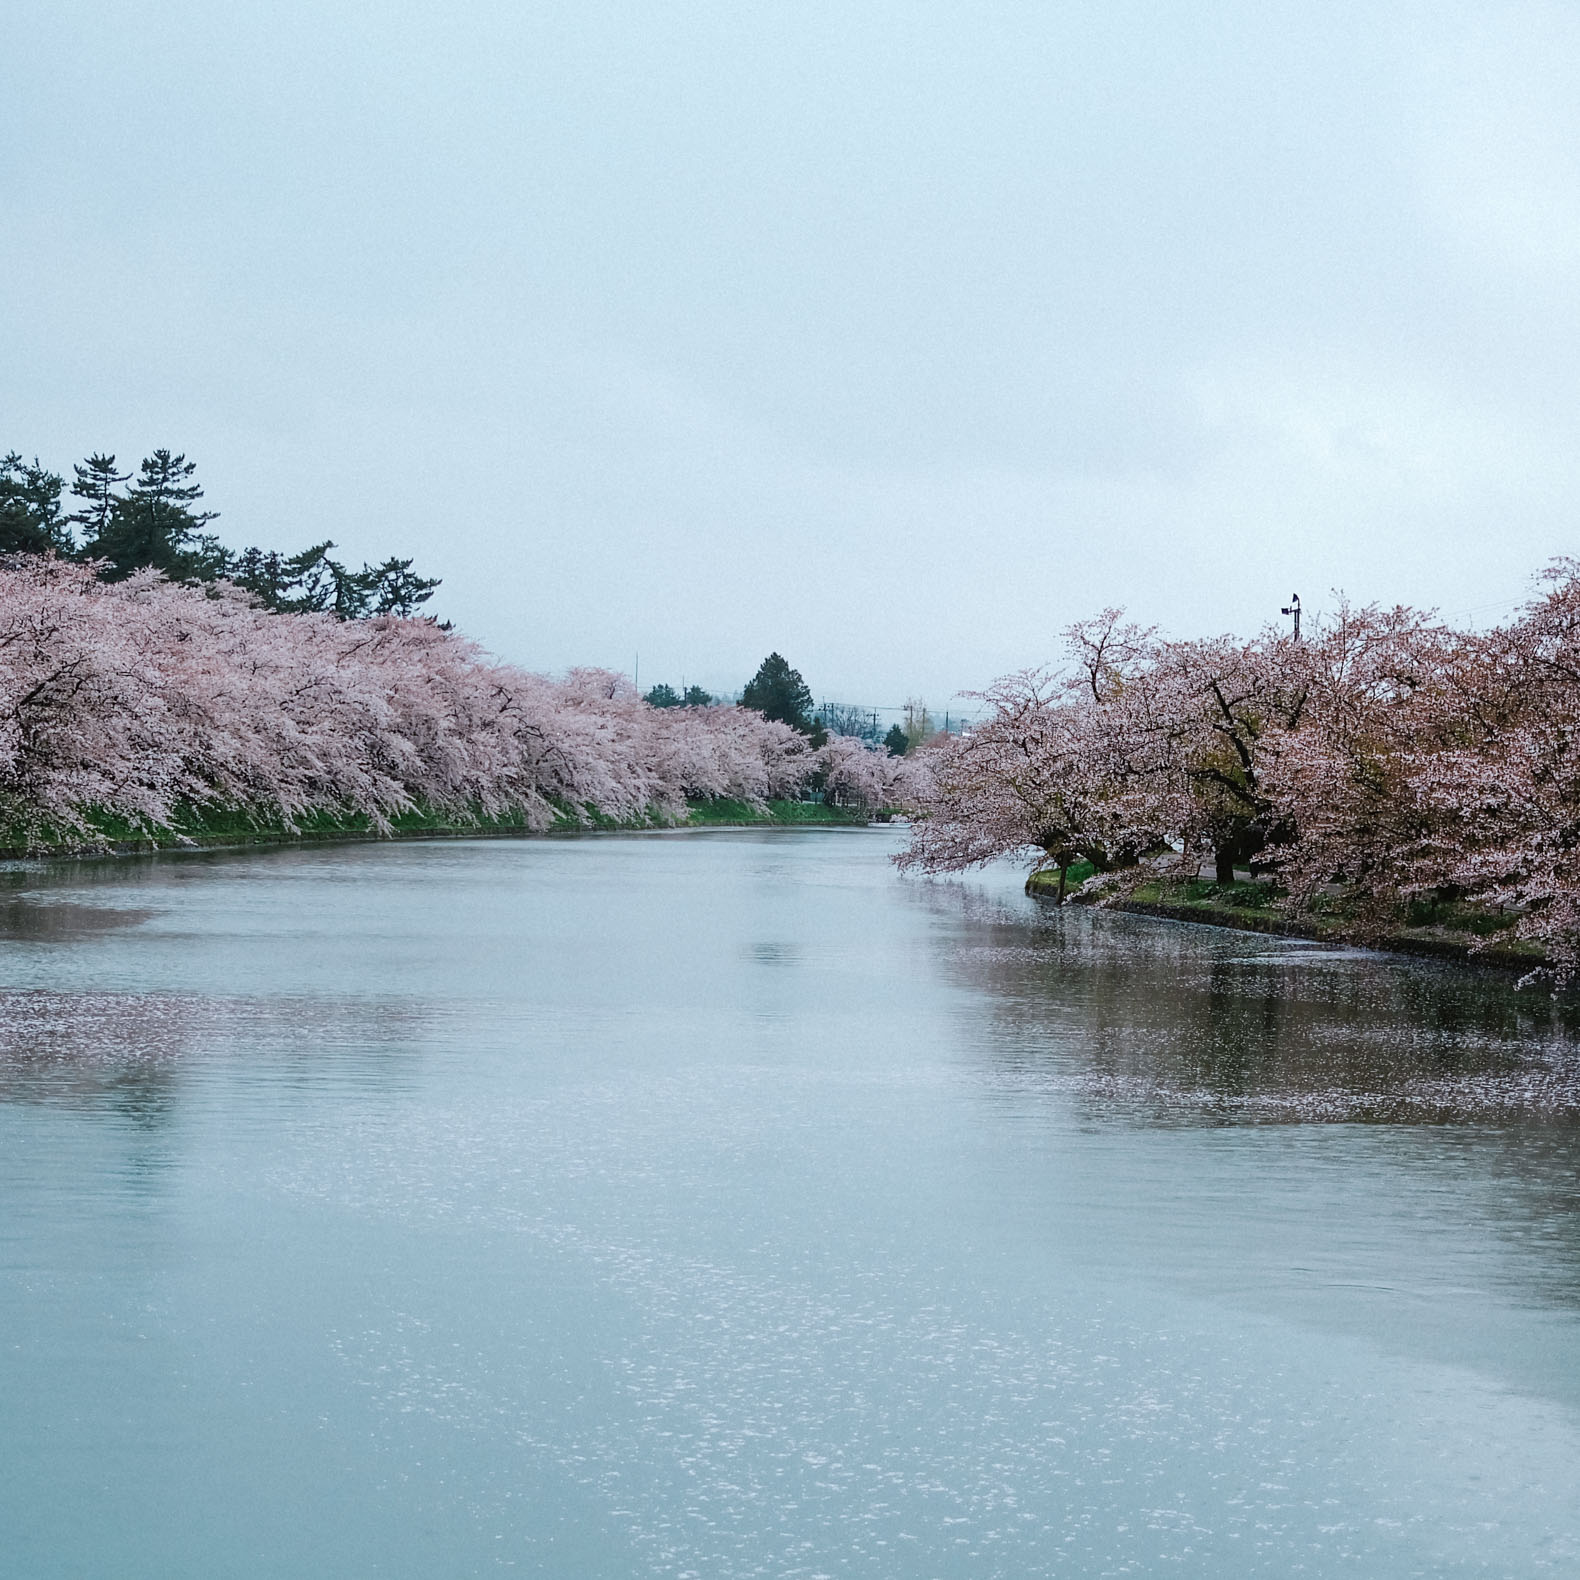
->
[[2, 829, 1578, 1576]]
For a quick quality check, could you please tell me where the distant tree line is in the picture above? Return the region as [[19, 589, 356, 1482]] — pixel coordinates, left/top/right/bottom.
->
[[0, 557, 920, 844], [648, 652, 918, 758], [0, 448, 438, 618], [643, 682, 715, 709]]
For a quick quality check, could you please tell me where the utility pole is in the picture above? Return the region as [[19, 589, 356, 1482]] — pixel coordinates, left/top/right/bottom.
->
[[1280, 593, 1301, 641]]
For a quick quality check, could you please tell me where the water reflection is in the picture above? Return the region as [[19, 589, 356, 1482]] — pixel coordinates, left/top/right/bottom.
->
[[2, 837, 1579, 1578], [0, 989, 434, 1122], [0, 898, 155, 941], [924, 885, 1580, 1124], [916, 880, 1580, 1317]]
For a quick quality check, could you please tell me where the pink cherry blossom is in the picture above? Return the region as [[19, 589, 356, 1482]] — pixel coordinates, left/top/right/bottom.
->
[[0, 556, 828, 846]]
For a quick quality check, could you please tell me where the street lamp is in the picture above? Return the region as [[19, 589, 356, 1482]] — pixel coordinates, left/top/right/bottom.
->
[[1280, 593, 1301, 640]]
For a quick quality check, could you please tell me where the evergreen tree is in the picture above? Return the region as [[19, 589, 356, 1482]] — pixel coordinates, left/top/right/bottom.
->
[[361, 555, 441, 617], [682, 685, 713, 707], [82, 449, 223, 581], [65, 453, 130, 546], [742, 653, 814, 733], [883, 724, 910, 757], [644, 683, 682, 708], [12, 443, 442, 619], [0, 453, 70, 555], [225, 540, 440, 619], [222, 546, 297, 609], [246, 541, 358, 616]]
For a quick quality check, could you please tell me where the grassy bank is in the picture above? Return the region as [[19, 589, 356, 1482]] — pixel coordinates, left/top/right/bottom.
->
[[0, 797, 871, 861], [674, 798, 872, 828], [1025, 867, 1545, 972]]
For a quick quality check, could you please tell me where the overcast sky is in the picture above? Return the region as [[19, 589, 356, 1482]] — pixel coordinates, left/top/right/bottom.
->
[[7, 2, 1580, 709]]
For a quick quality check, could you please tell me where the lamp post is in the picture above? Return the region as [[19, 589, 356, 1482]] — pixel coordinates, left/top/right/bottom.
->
[[1281, 593, 1301, 640]]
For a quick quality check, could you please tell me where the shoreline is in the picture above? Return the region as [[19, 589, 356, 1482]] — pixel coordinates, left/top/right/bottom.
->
[[0, 799, 876, 866], [1024, 869, 1545, 975]]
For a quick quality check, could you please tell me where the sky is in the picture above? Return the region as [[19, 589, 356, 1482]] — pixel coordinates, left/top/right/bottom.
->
[[6, 1, 1580, 713]]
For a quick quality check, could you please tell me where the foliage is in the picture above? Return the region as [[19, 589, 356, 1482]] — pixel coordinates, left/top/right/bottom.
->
[[898, 563, 1580, 985], [0, 454, 71, 555], [8, 442, 439, 618], [64, 454, 129, 545], [883, 723, 909, 757], [742, 652, 814, 733], [225, 542, 440, 617], [0, 558, 823, 848], [816, 730, 920, 811], [644, 682, 714, 709], [78, 449, 225, 582]]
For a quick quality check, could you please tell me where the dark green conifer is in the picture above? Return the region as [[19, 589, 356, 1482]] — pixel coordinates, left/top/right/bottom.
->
[[742, 653, 814, 733], [81, 449, 223, 581], [65, 454, 131, 547], [226, 540, 440, 619], [0, 453, 71, 555], [360, 555, 441, 617], [14, 442, 441, 619]]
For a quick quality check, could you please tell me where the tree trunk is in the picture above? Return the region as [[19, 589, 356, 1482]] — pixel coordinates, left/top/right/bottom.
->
[[1057, 863, 1068, 904], [1215, 848, 1236, 885]]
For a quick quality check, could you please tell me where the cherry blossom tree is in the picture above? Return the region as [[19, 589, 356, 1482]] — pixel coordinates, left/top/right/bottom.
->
[[899, 566, 1580, 979], [0, 556, 820, 847], [1401, 564, 1580, 980], [817, 730, 914, 812]]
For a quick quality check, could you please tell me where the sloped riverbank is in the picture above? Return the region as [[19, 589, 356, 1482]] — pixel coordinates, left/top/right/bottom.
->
[[1026, 867, 1546, 974], [0, 798, 872, 862]]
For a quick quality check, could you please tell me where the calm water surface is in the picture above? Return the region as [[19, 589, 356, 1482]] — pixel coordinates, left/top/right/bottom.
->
[[2, 829, 1579, 1577]]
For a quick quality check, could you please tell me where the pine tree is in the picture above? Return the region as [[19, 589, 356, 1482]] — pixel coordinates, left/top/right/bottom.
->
[[225, 540, 441, 620], [0, 453, 71, 555], [742, 653, 814, 733], [65, 453, 131, 547], [82, 449, 222, 581], [223, 546, 295, 609], [18, 443, 442, 618], [360, 555, 441, 617], [260, 541, 358, 616]]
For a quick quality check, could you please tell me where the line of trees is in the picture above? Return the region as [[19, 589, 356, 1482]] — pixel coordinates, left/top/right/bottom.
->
[[899, 562, 1580, 983], [1, 448, 438, 618], [644, 683, 714, 708], [729, 652, 917, 803], [646, 654, 922, 760], [0, 451, 919, 833], [0, 559, 916, 844]]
